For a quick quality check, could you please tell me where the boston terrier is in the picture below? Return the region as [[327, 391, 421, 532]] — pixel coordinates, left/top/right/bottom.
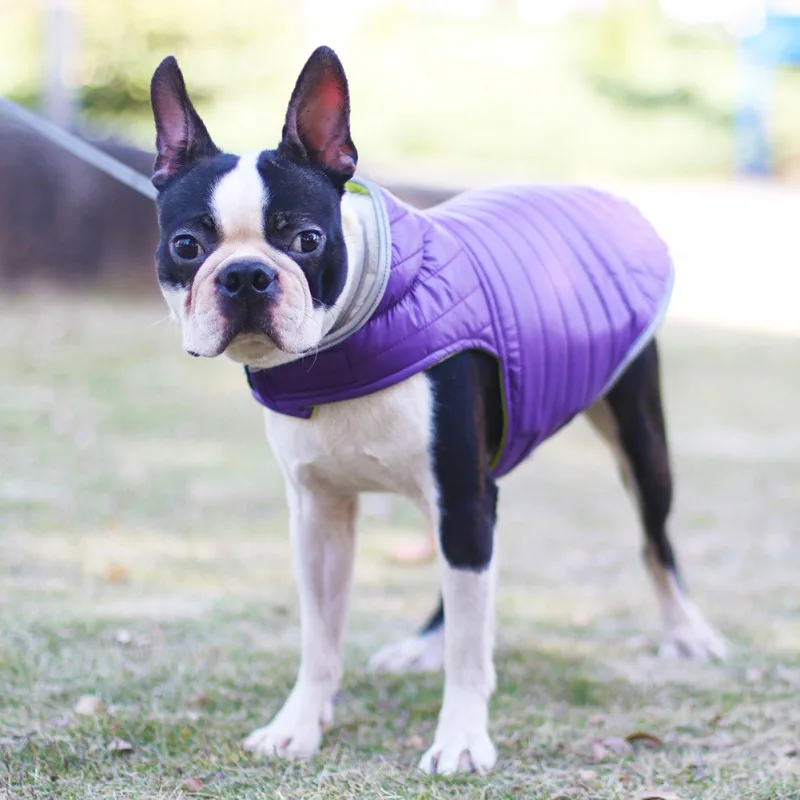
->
[[149, 46, 726, 774]]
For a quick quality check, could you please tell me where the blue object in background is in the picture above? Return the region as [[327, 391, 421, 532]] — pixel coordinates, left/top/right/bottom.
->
[[736, 12, 800, 175]]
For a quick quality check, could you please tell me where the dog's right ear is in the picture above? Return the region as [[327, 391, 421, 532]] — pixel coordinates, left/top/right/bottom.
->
[[150, 56, 220, 190]]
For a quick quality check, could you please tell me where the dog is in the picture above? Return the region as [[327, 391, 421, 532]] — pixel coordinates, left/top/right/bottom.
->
[[148, 46, 726, 774]]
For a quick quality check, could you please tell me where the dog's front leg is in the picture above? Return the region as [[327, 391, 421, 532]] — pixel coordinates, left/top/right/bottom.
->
[[419, 554, 498, 774], [243, 484, 357, 760]]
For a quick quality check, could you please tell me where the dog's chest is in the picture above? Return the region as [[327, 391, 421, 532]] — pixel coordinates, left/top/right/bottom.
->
[[264, 373, 436, 503]]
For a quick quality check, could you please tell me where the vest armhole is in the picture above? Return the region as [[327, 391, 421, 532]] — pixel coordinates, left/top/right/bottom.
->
[[488, 355, 509, 476]]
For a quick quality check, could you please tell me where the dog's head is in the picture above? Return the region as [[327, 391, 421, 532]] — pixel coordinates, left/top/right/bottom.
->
[[149, 47, 358, 368]]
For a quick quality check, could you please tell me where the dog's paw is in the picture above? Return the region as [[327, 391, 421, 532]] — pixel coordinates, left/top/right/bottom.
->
[[242, 696, 332, 760], [418, 687, 496, 775], [659, 619, 728, 662], [368, 628, 444, 673], [418, 728, 497, 775]]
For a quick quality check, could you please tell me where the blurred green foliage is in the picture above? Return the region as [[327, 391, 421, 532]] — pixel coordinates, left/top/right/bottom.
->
[[2, 0, 800, 180]]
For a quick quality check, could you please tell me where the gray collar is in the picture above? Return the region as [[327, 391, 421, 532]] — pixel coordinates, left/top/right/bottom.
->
[[317, 178, 392, 352]]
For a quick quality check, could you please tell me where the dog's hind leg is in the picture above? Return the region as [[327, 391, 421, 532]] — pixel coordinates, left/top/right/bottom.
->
[[586, 339, 726, 661], [368, 595, 445, 673]]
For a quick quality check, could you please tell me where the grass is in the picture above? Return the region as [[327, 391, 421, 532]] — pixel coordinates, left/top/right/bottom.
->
[[2, 293, 800, 798]]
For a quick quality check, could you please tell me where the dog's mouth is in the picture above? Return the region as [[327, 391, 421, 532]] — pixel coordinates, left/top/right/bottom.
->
[[186, 312, 279, 359]]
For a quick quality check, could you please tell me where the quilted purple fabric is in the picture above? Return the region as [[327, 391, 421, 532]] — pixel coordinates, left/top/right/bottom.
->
[[247, 183, 673, 478]]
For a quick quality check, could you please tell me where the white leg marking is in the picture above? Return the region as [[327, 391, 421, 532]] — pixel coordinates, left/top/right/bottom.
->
[[647, 552, 728, 661], [586, 400, 727, 662], [419, 559, 497, 775], [243, 486, 357, 759], [368, 625, 444, 673]]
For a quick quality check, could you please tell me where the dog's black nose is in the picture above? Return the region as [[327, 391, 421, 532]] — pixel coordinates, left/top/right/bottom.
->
[[216, 261, 276, 298]]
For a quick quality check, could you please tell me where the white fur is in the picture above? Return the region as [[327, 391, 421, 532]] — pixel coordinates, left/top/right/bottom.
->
[[242, 373, 497, 772], [243, 488, 355, 758], [647, 554, 728, 660], [243, 376, 435, 757], [586, 400, 727, 660], [211, 153, 267, 241], [419, 558, 497, 774], [368, 626, 445, 673]]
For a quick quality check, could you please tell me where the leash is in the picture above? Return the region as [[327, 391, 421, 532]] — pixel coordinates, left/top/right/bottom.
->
[[0, 96, 158, 201]]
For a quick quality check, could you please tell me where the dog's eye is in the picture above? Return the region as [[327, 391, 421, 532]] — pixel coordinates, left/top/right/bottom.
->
[[290, 230, 322, 254], [171, 235, 203, 261]]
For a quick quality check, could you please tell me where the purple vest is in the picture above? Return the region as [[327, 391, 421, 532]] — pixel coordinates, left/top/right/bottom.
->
[[247, 182, 673, 478]]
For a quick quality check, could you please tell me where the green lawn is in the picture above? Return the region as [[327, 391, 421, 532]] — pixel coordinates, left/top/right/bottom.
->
[[2, 295, 800, 798]]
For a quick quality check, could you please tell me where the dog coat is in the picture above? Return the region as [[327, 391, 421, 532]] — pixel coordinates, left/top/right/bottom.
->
[[246, 179, 674, 478]]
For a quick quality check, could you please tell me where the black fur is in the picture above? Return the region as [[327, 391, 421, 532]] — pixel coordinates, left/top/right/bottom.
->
[[150, 56, 221, 189], [604, 340, 679, 578], [427, 351, 503, 571], [154, 155, 236, 288], [420, 339, 684, 634]]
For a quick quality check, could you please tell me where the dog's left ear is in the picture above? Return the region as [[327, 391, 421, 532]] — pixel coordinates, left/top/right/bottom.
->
[[279, 46, 358, 189]]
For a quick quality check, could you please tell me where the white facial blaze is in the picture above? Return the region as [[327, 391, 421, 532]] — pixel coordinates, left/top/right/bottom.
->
[[210, 153, 268, 242]]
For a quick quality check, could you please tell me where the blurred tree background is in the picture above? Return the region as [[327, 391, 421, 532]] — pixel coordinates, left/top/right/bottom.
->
[[1, 0, 800, 182]]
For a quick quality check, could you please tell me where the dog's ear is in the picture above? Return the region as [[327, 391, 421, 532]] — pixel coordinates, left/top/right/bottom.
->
[[150, 56, 220, 190], [279, 46, 357, 188]]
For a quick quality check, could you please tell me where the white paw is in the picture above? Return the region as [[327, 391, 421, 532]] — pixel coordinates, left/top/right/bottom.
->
[[659, 618, 728, 662], [418, 687, 496, 775], [242, 693, 333, 760], [368, 628, 444, 673], [418, 727, 497, 775]]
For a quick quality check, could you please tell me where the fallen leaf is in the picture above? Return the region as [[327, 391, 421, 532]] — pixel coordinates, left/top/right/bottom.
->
[[588, 739, 607, 762], [578, 769, 597, 782], [74, 695, 106, 716], [107, 737, 133, 753], [635, 791, 679, 800], [626, 731, 664, 749], [182, 777, 204, 793], [105, 563, 128, 584], [404, 735, 425, 749], [603, 736, 632, 755]]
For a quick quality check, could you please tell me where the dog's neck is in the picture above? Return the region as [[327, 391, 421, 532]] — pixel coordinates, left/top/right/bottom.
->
[[319, 184, 386, 349]]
